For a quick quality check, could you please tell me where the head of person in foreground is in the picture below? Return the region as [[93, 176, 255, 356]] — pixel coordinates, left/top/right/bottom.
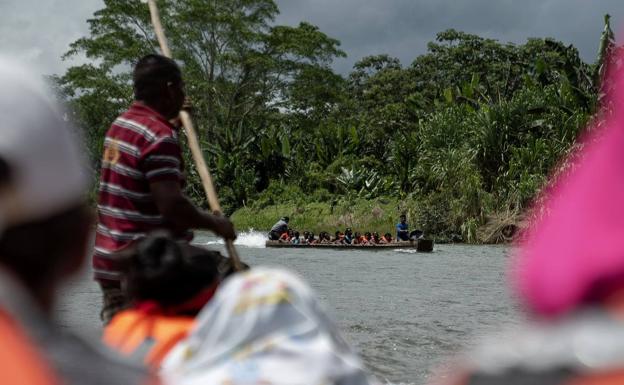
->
[[0, 57, 91, 312]]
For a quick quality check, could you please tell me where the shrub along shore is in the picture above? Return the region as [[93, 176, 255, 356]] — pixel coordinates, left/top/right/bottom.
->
[[231, 194, 522, 244]]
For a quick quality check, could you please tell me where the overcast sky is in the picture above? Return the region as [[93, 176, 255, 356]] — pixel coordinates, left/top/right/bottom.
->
[[1, 0, 622, 76]]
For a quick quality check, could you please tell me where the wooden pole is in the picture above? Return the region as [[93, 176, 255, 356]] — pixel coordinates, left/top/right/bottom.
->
[[145, 0, 242, 270]]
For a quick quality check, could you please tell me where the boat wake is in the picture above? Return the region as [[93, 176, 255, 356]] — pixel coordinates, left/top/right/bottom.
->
[[201, 230, 267, 248], [394, 249, 418, 254]]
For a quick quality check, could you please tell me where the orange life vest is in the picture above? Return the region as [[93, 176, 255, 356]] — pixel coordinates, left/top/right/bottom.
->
[[104, 309, 194, 368], [279, 232, 290, 241], [0, 310, 59, 385], [569, 370, 624, 385]]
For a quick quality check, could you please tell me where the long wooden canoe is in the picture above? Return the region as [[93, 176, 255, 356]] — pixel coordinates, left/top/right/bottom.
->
[[265, 239, 434, 252]]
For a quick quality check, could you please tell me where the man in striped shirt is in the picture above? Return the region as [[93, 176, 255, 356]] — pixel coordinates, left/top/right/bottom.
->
[[94, 54, 236, 323]]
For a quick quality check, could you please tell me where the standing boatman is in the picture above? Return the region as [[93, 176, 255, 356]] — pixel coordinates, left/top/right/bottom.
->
[[94, 54, 236, 323], [396, 214, 410, 241]]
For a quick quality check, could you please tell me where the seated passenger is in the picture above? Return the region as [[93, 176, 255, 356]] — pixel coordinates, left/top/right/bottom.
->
[[333, 231, 345, 244], [161, 268, 377, 385], [308, 232, 318, 244], [371, 232, 381, 244], [363, 232, 372, 245], [344, 228, 353, 245], [278, 231, 290, 243], [104, 234, 239, 368], [291, 231, 301, 245], [380, 233, 393, 244], [352, 232, 362, 245], [269, 216, 289, 240], [302, 231, 310, 244]]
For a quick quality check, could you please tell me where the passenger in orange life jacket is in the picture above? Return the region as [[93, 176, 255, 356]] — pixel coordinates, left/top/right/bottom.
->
[[380, 233, 393, 244], [278, 230, 290, 242], [352, 232, 362, 245], [104, 234, 242, 368]]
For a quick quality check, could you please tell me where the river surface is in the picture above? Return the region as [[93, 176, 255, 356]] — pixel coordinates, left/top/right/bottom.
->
[[56, 231, 520, 385]]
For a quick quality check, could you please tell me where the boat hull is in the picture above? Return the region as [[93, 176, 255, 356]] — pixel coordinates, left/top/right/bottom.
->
[[265, 239, 434, 252]]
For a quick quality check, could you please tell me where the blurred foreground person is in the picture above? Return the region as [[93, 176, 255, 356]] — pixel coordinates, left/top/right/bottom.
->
[[162, 268, 378, 385], [436, 55, 624, 385], [104, 234, 240, 368], [0, 58, 155, 384], [94, 54, 236, 323]]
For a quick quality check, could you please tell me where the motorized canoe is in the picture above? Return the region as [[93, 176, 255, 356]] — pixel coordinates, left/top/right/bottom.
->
[[265, 239, 434, 252]]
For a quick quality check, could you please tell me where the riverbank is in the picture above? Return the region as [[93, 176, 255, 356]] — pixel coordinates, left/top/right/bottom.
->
[[232, 198, 411, 237]]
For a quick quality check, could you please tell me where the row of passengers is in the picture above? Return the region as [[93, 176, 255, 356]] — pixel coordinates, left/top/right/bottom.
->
[[318, 230, 393, 244], [278, 228, 394, 245], [271, 215, 421, 243]]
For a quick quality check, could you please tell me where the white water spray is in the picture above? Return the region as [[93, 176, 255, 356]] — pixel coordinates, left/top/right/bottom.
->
[[200, 229, 267, 248]]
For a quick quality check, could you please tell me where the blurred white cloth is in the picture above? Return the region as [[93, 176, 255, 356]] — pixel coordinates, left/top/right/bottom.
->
[[162, 267, 377, 385], [0, 57, 88, 232]]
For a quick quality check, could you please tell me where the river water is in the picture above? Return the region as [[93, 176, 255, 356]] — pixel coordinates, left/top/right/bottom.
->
[[56, 231, 520, 385]]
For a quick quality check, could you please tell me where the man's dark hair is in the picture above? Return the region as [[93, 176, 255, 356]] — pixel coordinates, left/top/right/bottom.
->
[[133, 54, 181, 103]]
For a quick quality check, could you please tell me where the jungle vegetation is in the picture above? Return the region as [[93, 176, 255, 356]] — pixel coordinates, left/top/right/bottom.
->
[[56, 1, 618, 242]]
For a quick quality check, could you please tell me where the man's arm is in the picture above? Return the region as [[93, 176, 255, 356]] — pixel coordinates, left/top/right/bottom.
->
[[150, 180, 236, 240]]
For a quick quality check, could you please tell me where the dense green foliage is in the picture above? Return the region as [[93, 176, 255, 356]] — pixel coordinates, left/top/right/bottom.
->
[[58, 1, 616, 242]]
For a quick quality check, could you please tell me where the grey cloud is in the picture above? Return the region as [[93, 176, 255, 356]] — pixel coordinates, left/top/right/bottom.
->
[[1, 0, 622, 77], [0, 0, 104, 76], [275, 0, 624, 73]]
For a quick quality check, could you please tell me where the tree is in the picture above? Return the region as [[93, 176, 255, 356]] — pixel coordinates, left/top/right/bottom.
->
[[58, 0, 345, 211]]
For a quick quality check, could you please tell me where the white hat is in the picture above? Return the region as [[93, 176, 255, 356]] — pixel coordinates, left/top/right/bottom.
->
[[0, 57, 89, 233]]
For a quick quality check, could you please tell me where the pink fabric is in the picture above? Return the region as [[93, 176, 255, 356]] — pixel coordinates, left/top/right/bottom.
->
[[514, 50, 624, 318]]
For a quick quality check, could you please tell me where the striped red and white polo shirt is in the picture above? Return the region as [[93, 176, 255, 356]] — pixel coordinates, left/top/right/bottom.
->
[[93, 102, 192, 284]]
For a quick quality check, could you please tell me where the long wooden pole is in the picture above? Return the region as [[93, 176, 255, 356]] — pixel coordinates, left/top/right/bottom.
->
[[146, 0, 242, 271]]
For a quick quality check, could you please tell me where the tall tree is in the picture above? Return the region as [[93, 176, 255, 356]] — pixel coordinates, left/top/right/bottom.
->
[[58, 0, 345, 209]]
